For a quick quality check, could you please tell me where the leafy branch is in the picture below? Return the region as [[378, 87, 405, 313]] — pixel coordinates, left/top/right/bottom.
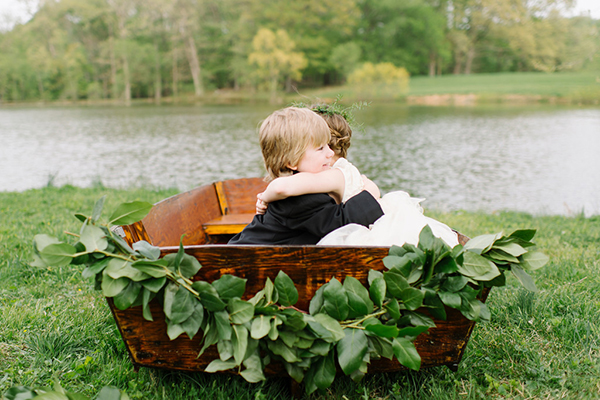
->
[[31, 197, 549, 394]]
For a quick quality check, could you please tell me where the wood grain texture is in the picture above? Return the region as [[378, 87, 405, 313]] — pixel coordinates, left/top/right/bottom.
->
[[110, 178, 484, 377]]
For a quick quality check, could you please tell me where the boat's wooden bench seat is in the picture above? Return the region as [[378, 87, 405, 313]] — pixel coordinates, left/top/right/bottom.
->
[[121, 177, 267, 246], [201, 180, 261, 240]]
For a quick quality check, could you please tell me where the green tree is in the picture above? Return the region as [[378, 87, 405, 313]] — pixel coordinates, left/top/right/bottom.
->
[[357, 0, 449, 76], [248, 28, 307, 103]]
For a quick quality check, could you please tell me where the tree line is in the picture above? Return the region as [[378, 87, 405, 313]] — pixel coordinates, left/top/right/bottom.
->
[[0, 0, 598, 103]]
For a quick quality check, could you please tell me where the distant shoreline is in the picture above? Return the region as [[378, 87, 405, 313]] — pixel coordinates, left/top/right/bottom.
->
[[1, 71, 599, 107]]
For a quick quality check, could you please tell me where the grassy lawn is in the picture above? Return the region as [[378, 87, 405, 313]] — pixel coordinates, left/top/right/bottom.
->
[[1, 186, 599, 399], [298, 71, 600, 105], [408, 71, 600, 97]]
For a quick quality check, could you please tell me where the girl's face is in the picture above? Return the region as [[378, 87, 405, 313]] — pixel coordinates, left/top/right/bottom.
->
[[292, 142, 334, 173]]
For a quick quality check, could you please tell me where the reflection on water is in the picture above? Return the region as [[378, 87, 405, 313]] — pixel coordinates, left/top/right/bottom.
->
[[1, 103, 598, 216]]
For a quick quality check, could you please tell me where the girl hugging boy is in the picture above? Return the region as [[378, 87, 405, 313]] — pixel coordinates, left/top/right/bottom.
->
[[256, 105, 459, 248], [228, 107, 384, 245]]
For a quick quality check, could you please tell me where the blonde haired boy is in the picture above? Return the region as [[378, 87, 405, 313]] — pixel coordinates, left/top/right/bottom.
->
[[229, 107, 383, 245]]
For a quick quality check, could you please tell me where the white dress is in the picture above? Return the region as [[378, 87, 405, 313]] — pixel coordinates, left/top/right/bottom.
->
[[317, 158, 459, 248]]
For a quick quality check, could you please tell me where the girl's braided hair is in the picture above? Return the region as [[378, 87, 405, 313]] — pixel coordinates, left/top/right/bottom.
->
[[292, 99, 368, 159]]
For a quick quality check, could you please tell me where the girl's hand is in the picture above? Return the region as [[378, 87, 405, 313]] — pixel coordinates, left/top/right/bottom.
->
[[256, 193, 268, 215]]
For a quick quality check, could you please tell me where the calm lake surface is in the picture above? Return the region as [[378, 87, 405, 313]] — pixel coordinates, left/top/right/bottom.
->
[[1, 103, 599, 216]]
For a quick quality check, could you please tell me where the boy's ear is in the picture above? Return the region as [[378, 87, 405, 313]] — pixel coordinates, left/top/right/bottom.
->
[[287, 163, 298, 171]]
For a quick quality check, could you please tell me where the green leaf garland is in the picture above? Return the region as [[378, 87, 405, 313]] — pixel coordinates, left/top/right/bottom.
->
[[31, 197, 549, 395]]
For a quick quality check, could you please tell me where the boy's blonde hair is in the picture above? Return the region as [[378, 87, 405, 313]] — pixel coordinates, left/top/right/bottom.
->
[[260, 107, 330, 181]]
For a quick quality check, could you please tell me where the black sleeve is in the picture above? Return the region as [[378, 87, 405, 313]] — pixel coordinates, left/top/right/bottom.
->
[[281, 191, 383, 239]]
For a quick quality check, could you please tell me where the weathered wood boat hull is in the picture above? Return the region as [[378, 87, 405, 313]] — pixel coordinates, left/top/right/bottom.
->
[[110, 178, 486, 376]]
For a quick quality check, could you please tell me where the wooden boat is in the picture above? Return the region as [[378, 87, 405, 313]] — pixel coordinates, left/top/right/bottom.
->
[[110, 177, 487, 377]]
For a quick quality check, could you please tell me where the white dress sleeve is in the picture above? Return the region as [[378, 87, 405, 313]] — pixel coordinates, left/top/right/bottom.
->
[[332, 158, 364, 203]]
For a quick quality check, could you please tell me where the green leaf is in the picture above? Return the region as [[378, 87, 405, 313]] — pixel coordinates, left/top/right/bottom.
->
[[487, 249, 520, 263], [368, 269, 384, 285], [178, 254, 202, 278], [268, 316, 282, 340], [511, 264, 538, 292], [96, 386, 123, 400], [266, 340, 300, 363], [392, 337, 421, 371], [105, 258, 149, 282], [181, 303, 204, 340], [417, 224, 436, 250], [280, 308, 307, 331], [40, 243, 76, 266], [108, 201, 153, 225], [396, 325, 429, 339], [442, 275, 468, 292], [439, 291, 462, 309], [365, 323, 400, 338], [384, 298, 401, 320], [422, 288, 446, 320], [405, 311, 436, 328], [131, 259, 168, 278], [399, 287, 424, 311], [240, 354, 266, 383], [214, 310, 232, 340], [369, 276, 386, 308], [336, 328, 368, 375], [192, 281, 227, 311], [140, 277, 166, 293], [30, 253, 49, 268], [251, 315, 273, 339], [163, 282, 195, 324], [464, 232, 502, 255], [309, 340, 332, 356], [283, 361, 304, 383], [142, 288, 154, 321], [382, 254, 412, 272], [113, 281, 141, 310], [101, 275, 129, 298], [434, 256, 459, 274], [343, 276, 374, 318], [279, 329, 298, 348], [232, 324, 249, 365], [3, 386, 37, 400], [198, 318, 220, 357], [132, 241, 161, 260], [519, 251, 549, 271], [33, 234, 61, 252], [313, 352, 336, 389], [322, 278, 349, 321], [91, 196, 106, 223], [492, 241, 527, 257], [240, 361, 266, 383], [205, 359, 237, 373], [308, 314, 345, 342], [369, 336, 394, 360], [218, 340, 233, 361], [264, 277, 278, 304], [309, 285, 325, 315], [74, 213, 88, 223], [212, 274, 246, 300], [460, 298, 491, 322], [383, 269, 409, 298], [228, 299, 255, 325], [82, 258, 110, 279], [274, 270, 298, 306], [509, 229, 536, 242], [458, 251, 501, 281]]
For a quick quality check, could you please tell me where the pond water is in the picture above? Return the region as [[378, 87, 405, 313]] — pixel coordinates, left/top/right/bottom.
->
[[1, 103, 599, 216]]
